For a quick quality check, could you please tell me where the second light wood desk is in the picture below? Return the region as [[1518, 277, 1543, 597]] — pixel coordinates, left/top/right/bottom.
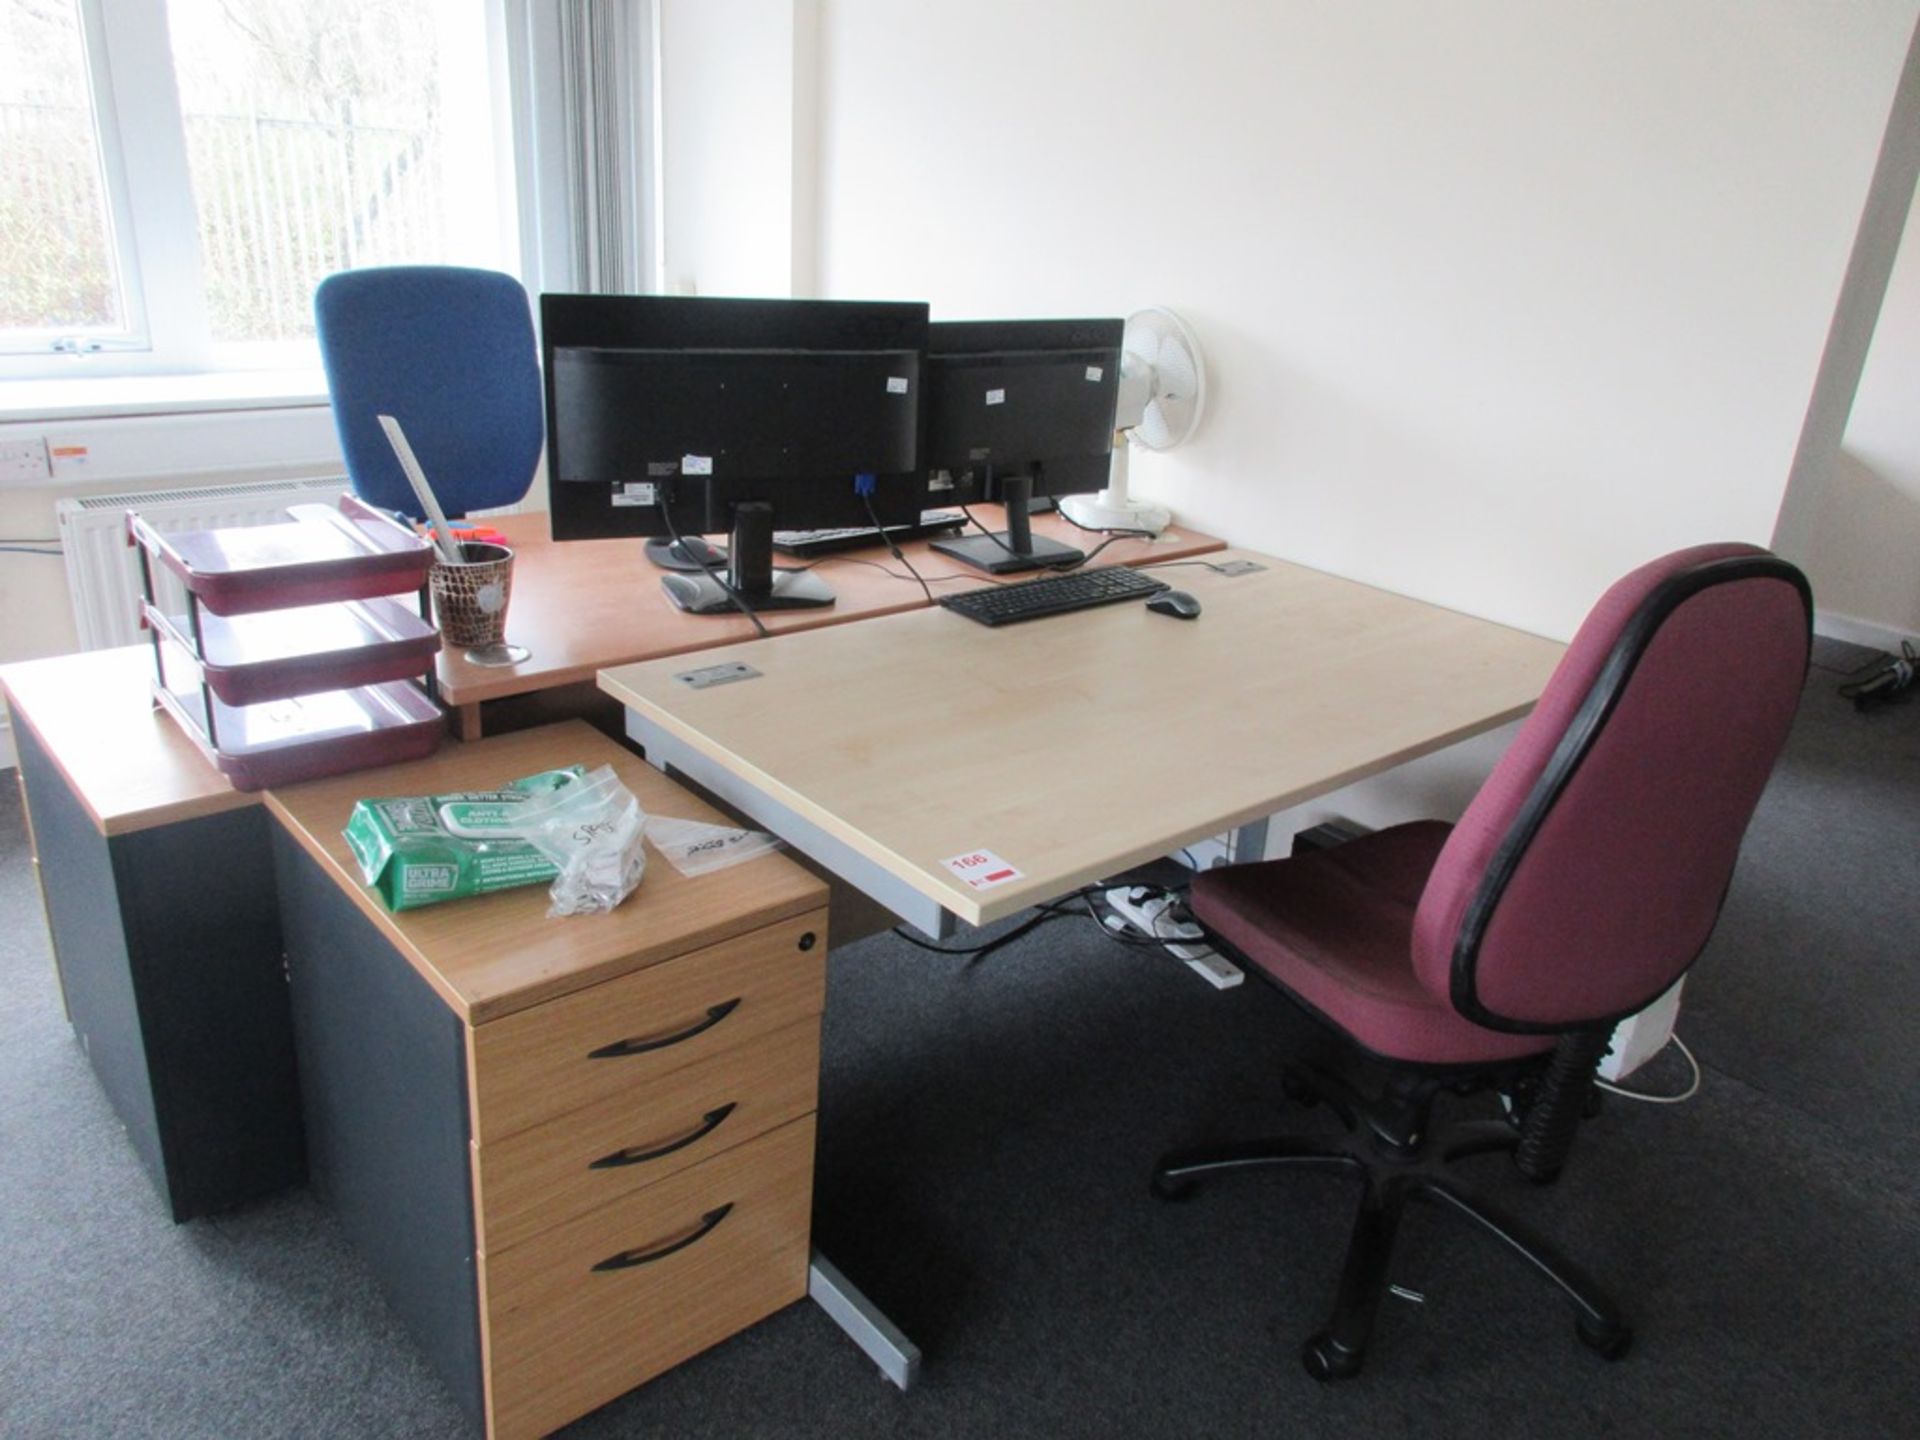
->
[[438, 507, 1225, 740], [601, 549, 1569, 936]]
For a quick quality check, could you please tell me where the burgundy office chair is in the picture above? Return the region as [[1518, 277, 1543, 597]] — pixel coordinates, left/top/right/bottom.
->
[[1153, 543, 1811, 1380]]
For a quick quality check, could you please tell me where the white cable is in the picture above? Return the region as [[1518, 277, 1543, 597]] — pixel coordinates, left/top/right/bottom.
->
[[1593, 1033, 1701, 1104]]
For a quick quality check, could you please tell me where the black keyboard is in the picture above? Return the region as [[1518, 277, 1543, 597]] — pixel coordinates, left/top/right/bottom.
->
[[772, 511, 965, 557], [937, 565, 1170, 626]]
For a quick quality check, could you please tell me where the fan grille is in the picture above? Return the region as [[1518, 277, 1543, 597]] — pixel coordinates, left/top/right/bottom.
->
[[1124, 309, 1204, 451]]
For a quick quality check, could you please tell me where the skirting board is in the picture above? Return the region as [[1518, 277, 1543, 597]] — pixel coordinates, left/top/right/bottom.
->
[[1815, 607, 1918, 654]]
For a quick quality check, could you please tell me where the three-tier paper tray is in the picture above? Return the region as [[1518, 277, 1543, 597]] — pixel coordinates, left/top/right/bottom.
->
[[131, 494, 444, 790]]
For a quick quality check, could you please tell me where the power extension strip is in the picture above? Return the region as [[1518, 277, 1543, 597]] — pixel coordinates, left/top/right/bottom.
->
[[1101, 886, 1243, 989]]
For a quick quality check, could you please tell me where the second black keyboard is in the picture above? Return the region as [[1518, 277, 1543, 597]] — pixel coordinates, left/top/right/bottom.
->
[[937, 565, 1170, 626], [772, 511, 965, 557]]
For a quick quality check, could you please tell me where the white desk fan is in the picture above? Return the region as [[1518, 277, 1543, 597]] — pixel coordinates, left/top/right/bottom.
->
[[1059, 307, 1207, 535]]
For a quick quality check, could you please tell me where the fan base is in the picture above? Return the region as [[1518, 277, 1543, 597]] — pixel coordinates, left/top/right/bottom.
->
[[1058, 493, 1172, 535]]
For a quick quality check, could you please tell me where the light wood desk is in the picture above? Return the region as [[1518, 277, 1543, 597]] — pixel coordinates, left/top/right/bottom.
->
[[0, 510, 1221, 1220], [601, 549, 1569, 935], [9, 546, 1568, 1419], [439, 507, 1225, 740], [2, 645, 258, 836]]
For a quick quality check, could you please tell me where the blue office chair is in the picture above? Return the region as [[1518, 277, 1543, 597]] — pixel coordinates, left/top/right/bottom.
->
[[315, 266, 544, 520]]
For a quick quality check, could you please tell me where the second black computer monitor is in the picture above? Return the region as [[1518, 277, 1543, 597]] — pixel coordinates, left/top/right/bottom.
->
[[922, 318, 1125, 574]]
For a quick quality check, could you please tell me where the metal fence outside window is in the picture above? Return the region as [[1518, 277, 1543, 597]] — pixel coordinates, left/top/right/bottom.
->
[[2, 99, 444, 344]]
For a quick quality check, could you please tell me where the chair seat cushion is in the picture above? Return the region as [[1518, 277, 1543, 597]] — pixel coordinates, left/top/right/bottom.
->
[[1191, 823, 1556, 1066]]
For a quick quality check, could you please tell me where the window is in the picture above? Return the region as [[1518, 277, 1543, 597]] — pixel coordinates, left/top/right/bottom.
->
[[0, 0, 141, 352], [1, 0, 519, 379]]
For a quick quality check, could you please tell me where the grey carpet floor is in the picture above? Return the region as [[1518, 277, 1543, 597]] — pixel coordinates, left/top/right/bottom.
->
[[2, 647, 1915, 1437]]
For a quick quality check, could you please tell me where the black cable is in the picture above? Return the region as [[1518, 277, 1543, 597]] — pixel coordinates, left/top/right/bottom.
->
[[957, 453, 1162, 576], [1137, 558, 1241, 575], [983, 459, 1157, 563], [890, 908, 1070, 965], [1, 545, 63, 556], [1837, 640, 1916, 707], [1091, 921, 1207, 955], [955, 500, 1122, 576], [956, 501, 1028, 561], [1051, 535, 1131, 570], [888, 928, 971, 955], [888, 879, 1215, 970], [1036, 897, 1087, 915], [813, 555, 1016, 587], [1079, 888, 1217, 960], [859, 491, 934, 603], [889, 886, 1106, 964], [956, 463, 1066, 566], [656, 500, 769, 639], [1053, 507, 1157, 540]]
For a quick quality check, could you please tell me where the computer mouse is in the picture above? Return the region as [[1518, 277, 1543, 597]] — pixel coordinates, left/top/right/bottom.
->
[[1147, 589, 1201, 620]]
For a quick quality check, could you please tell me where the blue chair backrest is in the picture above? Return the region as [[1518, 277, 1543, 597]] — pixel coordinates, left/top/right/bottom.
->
[[315, 266, 544, 519]]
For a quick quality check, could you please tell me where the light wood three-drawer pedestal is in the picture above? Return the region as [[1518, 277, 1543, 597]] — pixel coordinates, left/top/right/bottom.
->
[[264, 722, 830, 1438]]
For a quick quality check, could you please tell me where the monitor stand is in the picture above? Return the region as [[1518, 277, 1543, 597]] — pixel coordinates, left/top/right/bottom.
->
[[645, 536, 728, 571], [660, 501, 835, 614], [930, 474, 1084, 574]]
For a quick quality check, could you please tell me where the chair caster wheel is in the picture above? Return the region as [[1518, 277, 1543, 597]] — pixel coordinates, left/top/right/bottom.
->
[[1577, 1318, 1632, 1361], [1301, 1332, 1364, 1382], [1150, 1170, 1197, 1202]]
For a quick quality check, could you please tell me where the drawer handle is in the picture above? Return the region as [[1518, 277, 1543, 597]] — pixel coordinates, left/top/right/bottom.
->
[[589, 1103, 738, 1170], [591, 1203, 733, 1273], [587, 998, 741, 1059]]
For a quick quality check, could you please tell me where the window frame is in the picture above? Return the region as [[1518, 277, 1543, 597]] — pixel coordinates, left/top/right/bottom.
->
[[2, 0, 531, 385], [0, 0, 155, 360]]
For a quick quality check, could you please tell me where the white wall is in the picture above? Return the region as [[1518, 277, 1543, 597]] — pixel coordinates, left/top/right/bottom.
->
[[0, 405, 345, 665], [658, 0, 812, 298], [609, 0, 1916, 847], [809, 0, 1917, 642], [1783, 183, 1920, 643], [1768, 18, 1920, 646]]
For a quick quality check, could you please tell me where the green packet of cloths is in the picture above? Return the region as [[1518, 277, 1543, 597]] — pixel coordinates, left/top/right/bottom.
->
[[343, 766, 585, 912]]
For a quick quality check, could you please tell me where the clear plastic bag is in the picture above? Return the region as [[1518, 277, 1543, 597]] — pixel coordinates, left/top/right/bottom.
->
[[647, 815, 784, 877], [512, 765, 648, 917]]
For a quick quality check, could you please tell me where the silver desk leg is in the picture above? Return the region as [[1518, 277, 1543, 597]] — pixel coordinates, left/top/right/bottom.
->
[[809, 1249, 921, 1390], [1230, 816, 1271, 864]]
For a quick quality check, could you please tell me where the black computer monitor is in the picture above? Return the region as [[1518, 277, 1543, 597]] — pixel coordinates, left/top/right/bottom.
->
[[542, 294, 929, 613], [922, 318, 1124, 574]]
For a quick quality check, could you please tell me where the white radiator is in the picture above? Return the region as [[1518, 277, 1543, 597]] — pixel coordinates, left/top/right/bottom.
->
[[55, 476, 351, 650]]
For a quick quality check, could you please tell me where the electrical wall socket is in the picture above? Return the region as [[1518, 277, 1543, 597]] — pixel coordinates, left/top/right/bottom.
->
[[0, 437, 50, 484]]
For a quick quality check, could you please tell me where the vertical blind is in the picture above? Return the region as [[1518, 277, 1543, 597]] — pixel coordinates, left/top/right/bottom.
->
[[556, 0, 646, 293]]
